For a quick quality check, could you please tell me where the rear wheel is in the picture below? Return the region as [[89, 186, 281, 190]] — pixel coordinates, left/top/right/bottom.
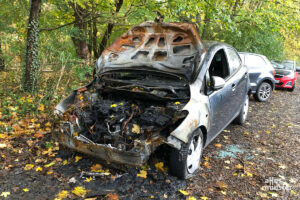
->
[[234, 95, 249, 124], [254, 82, 272, 102], [169, 130, 203, 179]]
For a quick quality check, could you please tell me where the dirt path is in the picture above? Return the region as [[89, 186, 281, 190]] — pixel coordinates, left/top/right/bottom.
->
[[1, 80, 299, 200]]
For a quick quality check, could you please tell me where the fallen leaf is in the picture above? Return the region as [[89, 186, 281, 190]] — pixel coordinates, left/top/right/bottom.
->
[[216, 181, 227, 189], [38, 104, 45, 111], [75, 156, 82, 162], [44, 161, 55, 168], [291, 190, 297, 195], [203, 161, 211, 169], [224, 160, 230, 164], [84, 177, 93, 182], [35, 166, 43, 172], [0, 192, 10, 198], [188, 197, 197, 200], [155, 162, 167, 172], [220, 190, 227, 195], [179, 189, 189, 195], [214, 144, 222, 148], [107, 193, 119, 200], [132, 124, 141, 134], [235, 164, 243, 169], [200, 197, 209, 200], [246, 172, 253, 177], [24, 164, 34, 170], [265, 130, 271, 134], [0, 143, 7, 148], [72, 186, 87, 198], [90, 164, 103, 172], [137, 170, 147, 178], [56, 190, 68, 199], [63, 160, 68, 165], [23, 188, 29, 192]]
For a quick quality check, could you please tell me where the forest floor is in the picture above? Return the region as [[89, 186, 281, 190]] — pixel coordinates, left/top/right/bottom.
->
[[0, 77, 299, 200]]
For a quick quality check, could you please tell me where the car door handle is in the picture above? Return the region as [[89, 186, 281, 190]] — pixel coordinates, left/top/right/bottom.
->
[[232, 83, 236, 91]]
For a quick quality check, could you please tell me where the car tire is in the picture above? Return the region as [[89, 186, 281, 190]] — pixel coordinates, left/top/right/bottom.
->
[[288, 83, 295, 92], [234, 95, 249, 124], [169, 130, 203, 179], [254, 82, 272, 102]]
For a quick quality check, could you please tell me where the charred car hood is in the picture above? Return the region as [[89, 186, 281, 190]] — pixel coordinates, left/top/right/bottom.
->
[[96, 21, 206, 81]]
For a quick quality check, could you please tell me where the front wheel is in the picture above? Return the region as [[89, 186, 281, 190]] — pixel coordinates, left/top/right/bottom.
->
[[169, 130, 203, 179], [254, 82, 272, 102]]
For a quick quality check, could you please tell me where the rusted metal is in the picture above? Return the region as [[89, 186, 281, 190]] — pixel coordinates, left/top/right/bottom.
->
[[96, 22, 206, 81]]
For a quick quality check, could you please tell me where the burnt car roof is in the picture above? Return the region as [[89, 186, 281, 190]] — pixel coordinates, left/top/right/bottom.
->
[[96, 21, 207, 81]]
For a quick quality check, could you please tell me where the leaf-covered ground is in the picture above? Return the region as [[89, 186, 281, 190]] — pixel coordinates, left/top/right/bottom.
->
[[1, 77, 299, 199]]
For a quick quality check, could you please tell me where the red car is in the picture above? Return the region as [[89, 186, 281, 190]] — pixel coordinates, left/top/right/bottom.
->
[[272, 60, 298, 91]]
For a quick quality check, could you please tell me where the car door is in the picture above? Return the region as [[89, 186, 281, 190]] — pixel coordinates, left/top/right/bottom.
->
[[206, 49, 236, 142], [225, 47, 247, 117]]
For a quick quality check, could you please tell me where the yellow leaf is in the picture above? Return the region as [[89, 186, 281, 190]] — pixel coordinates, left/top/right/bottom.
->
[[84, 177, 93, 182], [132, 124, 140, 134], [91, 164, 102, 172], [56, 190, 68, 199], [200, 197, 209, 200], [75, 156, 82, 162], [38, 104, 44, 112], [220, 190, 227, 195], [137, 170, 147, 178], [35, 166, 43, 172], [235, 164, 243, 169], [214, 144, 222, 148], [188, 197, 197, 200], [174, 101, 181, 105], [47, 170, 53, 175], [155, 162, 167, 172], [291, 190, 297, 195], [44, 161, 55, 168], [246, 173, 253, 177], [72, 186, 87, 198], [191, 18, 196, 22], [0, 192, 10, 198], [233, 173, 238, 176], [179, 189, 189, 195], [23, 188, 29, 192], [265, 130, 271, 134], [110, 104, 117, 108], [63, 160, 68, 165], [45, 122, 51, 127], [242, 132, 249, 135], [24, 164, 34, 170]]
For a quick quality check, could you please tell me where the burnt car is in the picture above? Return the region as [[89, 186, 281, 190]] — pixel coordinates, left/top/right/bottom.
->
[[55, 22, 250, 179], [238, 52, 275, 102]]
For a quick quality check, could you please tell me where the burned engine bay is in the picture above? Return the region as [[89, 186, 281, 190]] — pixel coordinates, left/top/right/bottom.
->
[[58, 70, 190, 165]]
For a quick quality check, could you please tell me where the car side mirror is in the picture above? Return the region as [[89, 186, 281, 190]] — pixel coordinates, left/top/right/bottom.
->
[[212, 76, 225, 90]]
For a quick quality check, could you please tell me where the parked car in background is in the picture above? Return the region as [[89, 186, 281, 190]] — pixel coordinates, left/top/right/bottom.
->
[[55, 22, 250, 179], [239, 52, 275, 102], [272, 60, 298, 91]]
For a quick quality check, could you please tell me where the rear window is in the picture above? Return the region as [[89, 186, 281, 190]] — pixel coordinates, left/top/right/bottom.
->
[[244, 54, 266, 68]]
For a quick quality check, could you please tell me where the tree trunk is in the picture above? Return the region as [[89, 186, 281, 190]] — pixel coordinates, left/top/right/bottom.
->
[[96, 0, 123, 58], [23, 0, 42, 92], [0, 39, 5, 71], [71, 3, 91, 60]]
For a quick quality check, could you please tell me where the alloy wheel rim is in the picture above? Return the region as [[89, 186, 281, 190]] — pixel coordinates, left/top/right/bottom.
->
[[259, 84, 271, 100], [186, 135, 202, 174], [242, 96, 249, 121]]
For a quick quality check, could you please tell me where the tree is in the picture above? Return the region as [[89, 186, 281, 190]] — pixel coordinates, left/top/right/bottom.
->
[[0, 39, 4, 71], [23, 0, 42, 92]]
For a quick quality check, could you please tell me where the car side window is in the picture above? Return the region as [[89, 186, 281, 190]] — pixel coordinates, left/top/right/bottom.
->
[[208, 49, 230, 79], [244, 54, 266, 68], [227, 48, 241, 75], [205, 49, 230, 94]]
